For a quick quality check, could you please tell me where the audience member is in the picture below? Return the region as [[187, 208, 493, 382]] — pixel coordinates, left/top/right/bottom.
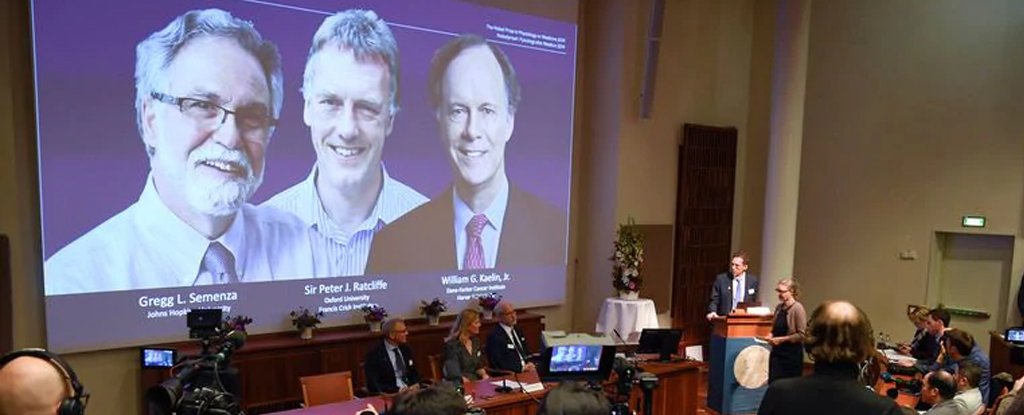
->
[[364, 318, 421, 394], [899, 306, 939, 361], [953, 361, 985, 414], [537, 382, 612, 415], [765, 278, 806, 383], [913, 308, 952, 373], [920, 369, 965, 415], [388, 385, 467, 415], [442, 308, 489, 382], [0, 348, 88, 415], [995, 373, 1024, 415], [486, 301, 535, 374], [945, 329, 991, 405], [756, 300, 901, 415]]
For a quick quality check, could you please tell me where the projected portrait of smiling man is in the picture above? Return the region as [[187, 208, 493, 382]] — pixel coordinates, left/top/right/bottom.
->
[[367, 34, 566, 274], [264, 9, 426, 276], [44, 9, 331, 295]]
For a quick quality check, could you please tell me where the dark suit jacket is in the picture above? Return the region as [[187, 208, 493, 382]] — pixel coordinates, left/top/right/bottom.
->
[[707, 272, 760, 316], [442, 337, 484, 382], [366, 186, 566, 274], [486, 325, 531, 373], [363, 341, 420, 394], [757, 362, 901, 415]]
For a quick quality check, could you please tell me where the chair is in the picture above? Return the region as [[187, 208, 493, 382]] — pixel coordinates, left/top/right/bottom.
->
[[428, 354, 442, 382], [299, 371, 354, 407]]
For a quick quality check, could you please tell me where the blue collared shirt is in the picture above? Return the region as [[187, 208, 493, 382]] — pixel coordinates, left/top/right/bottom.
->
[[44, 175, 330, 295], [263, 164, 427, 276], [453, 177, 509, 270], [386, 341, 409, 389]]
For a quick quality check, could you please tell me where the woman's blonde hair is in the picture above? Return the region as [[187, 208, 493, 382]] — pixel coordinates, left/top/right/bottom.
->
[[445, 308, 481, 343], [907, 305, 930, 323], [778, 278, 800, 298]]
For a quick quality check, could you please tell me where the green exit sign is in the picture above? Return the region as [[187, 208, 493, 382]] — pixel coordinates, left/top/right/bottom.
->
[[962, 216, 986, 228]]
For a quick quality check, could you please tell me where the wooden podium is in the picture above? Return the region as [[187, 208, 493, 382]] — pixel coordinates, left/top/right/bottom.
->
[[707, 313, 773, 415]]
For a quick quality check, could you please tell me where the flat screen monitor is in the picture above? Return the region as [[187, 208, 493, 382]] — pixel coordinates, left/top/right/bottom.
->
[[637, 328, 682, 362], [1007, 327, 1024, 345], [140, 347, 176, 368], [539, 344, 614, 383]]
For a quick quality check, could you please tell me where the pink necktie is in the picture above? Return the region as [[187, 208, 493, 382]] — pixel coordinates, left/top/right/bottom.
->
[[463, 214, 489, 270]]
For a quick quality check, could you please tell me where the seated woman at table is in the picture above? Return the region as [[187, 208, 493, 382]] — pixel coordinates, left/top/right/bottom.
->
[[442, 308, 490, 383], [899, 305, 938, 361]]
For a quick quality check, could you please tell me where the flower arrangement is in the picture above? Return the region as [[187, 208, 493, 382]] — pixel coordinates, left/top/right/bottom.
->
[[477, 293, 503, 311], [420, 298, 448, 316], [222, 314, 252, 332], [611, 217, 644, 293], [290, 306, 324, 330], [360, 304, 388, 322]]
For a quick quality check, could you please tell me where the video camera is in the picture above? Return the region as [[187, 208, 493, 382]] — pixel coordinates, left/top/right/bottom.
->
[[880, 372, 922, 395], [609, 357, 658, 415], [146, 309, 247, 415]]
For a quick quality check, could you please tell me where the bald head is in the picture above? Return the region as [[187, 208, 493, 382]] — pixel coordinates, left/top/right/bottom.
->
[[805, 300, 875, 364], [497, 302, 517, 326], [0, 356, 71, 415]]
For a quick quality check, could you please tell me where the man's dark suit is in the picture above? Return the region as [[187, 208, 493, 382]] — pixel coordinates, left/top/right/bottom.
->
[[707, 272, 760, 316], [486, 325, 531, 373], [757, 362, 901, 415], [366, 186, 566, 274], [363, 340, 420, 394]]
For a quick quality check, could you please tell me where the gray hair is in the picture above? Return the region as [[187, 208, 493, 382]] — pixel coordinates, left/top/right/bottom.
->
[[303, 9, 400, 115], [382, 318, 405, 336], [134, 9, 284, 154]]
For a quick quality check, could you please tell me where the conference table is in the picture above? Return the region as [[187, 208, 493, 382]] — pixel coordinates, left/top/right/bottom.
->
[[265, 360, 702, 415]]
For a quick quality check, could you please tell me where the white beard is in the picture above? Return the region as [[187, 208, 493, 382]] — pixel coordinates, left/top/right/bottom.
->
[[183, 142, 263, 217]]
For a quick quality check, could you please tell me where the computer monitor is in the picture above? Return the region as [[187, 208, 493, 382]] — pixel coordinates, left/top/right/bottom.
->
[[538, 344, 615, 383], [637, 328, 683, 362]]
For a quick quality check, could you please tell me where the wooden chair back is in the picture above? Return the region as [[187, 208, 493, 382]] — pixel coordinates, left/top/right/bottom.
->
[[299, 371, 354, 407]]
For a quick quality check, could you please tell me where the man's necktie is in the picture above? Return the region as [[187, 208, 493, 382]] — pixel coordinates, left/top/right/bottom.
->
[[511, 330, 526, 360], [733, 278, 743, 309], [393, 348, 407, 381], [202, 242, 239, 284], [463, 214, 489, 270]]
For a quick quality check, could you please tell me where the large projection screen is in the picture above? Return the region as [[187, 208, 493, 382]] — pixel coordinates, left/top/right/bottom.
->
[[34, 0, 576, 352]]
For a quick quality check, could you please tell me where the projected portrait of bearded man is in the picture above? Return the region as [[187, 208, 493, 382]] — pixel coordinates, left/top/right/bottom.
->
[[44, 9, 332, 295], [367, 34, 566, 275]]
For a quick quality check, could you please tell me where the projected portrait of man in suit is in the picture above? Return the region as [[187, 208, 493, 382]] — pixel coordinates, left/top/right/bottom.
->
[[263, 9, 426, 276], [44, 9, 330, 295], [367, 34, 566, 274]]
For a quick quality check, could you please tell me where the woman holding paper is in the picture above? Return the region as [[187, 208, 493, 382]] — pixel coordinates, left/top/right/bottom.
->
[[765, 278, 807, 383]]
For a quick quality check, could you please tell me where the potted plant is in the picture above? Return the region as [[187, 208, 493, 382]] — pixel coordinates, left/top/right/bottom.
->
[[420, 297, 448, 326], [222, 314, 252, 333], [360, 304, 388, 332], [611, 217, 644, 300], [477, 293, 503, 320], [290, 307, 323, 340]]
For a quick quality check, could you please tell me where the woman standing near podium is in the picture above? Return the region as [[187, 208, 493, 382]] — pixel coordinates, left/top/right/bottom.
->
[[766, 278, 807, 383]]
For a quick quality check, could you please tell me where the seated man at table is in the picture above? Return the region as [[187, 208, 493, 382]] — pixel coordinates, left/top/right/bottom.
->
[[953, 361, 985, 414], [486, 302, 535, 373], [389, 385, 467, 415], [921, 370, 965, 415], [364, 318, 421, 394]]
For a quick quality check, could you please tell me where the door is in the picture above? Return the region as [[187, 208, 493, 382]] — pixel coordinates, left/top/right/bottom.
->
[[932, 232, 1014, 352]]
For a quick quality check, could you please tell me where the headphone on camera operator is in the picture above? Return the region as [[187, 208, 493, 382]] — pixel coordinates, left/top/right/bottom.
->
[[0, 348, 89, 415]]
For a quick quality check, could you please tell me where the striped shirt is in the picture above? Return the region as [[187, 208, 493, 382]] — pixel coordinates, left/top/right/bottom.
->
[[262, 165, 427, 276]]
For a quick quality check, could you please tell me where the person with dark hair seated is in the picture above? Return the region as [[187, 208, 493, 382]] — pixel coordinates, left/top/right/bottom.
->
[[899, 306, 939, 361], [757, 301, 901, 415], [944, 329, 991, 406], [537, 382, 611, 415], [953, 361, 985, 414], [388, 385, 467, 415], [920, 370, 963, 415]]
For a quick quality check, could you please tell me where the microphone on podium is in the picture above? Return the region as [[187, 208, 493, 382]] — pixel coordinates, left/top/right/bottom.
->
[[490, 368, 516, 393]]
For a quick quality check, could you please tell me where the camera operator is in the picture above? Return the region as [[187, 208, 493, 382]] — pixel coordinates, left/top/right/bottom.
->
[[537, 382, 611, 415], [0, 348, 88, 415], [387, 385, 467, 415]]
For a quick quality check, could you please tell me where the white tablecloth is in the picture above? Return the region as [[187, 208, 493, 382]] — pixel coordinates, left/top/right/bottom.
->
[[595, 297, 659, 343]]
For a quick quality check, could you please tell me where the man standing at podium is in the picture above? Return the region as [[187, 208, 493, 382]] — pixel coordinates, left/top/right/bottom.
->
[[706, 251, 760, 320]]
